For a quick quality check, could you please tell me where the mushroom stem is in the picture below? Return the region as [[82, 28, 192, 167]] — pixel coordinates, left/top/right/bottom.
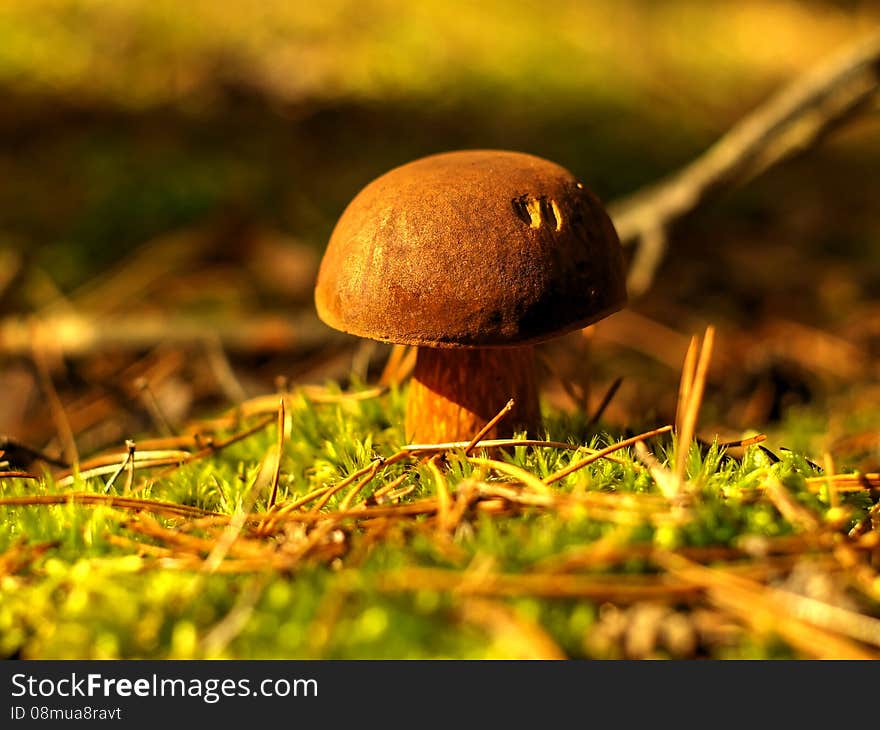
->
[[405, 346, 541, 444]]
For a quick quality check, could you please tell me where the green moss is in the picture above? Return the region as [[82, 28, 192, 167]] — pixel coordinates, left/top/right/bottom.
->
[[1, 385, 870, 660]]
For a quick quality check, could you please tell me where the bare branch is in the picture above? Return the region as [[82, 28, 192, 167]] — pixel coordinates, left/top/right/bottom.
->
[[610, 32, 880, 295]]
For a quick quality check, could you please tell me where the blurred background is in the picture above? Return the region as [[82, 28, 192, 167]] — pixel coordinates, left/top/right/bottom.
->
[[1, 0, 879, 466]]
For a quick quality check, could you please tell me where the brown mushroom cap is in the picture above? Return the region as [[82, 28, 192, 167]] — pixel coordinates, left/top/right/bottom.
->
[[315, 149, 626, 348]]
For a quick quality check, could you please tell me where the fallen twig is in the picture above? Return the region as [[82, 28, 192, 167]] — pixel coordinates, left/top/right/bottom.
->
[[610, 32, 880, 294], [0, 312, 343, 356]]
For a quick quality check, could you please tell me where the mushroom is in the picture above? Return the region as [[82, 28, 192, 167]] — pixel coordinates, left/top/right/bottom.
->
[[314, 149, 626, 443]]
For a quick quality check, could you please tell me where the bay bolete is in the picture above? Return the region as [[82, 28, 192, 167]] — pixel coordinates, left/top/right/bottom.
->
[[314, 150, 626, 443]]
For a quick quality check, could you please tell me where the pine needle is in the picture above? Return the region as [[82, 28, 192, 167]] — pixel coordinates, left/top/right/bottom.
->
[[674, 326, 715, 487], [543, 425, 672, 486], [464, 398, 514, 455], [268, 398, 286, 508]]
